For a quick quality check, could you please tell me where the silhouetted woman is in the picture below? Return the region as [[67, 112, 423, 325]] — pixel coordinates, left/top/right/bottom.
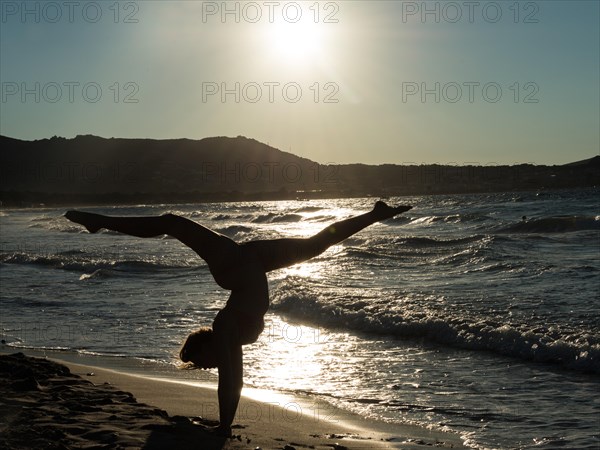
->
[[65, 201, 412, 436]]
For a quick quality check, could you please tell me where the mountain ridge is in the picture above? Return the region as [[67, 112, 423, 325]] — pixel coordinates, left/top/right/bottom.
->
[[1, 134, 597, 206]]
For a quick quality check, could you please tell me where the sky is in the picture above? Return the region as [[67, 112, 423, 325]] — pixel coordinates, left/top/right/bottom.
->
[[1, 1, 598, 165]]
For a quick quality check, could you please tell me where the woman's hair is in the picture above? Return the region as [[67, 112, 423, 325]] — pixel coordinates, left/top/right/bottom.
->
[[179, 327, 213, 369]]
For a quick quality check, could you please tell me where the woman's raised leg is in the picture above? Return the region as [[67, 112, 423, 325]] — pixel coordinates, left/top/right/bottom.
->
[[65, 211, 234, 266], [244, 201, 412, 272]]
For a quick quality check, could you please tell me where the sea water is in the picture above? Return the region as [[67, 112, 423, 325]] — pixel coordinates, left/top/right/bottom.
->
[[1, 189, 598, 449]]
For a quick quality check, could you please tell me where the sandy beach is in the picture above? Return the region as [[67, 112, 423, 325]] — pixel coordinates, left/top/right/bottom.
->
[[0, 352, 465, 449]]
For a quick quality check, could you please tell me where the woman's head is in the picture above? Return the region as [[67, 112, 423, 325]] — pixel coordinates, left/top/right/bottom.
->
[[179, 327, 218, 369]]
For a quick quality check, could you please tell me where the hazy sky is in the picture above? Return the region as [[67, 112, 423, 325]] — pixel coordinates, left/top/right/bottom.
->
[[1, 1, 598, 165]]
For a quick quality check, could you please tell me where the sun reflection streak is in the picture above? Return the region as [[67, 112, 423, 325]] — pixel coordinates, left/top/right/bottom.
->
[[273, 205, 356, 238], [244, 315, 403, 414], [282, 261, 326, 279], [265, 320, 324, 386], [245, 317, 342, 395]]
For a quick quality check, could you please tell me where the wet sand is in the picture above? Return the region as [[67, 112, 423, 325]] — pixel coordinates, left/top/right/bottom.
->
[[0, 352, 465, 449]]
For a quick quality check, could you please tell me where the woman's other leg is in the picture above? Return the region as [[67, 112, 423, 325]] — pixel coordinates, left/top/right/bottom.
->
[[245, 201, 411, 272]]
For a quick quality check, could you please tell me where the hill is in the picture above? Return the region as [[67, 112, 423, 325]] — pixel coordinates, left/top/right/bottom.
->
[[0, 135, 597, 206]]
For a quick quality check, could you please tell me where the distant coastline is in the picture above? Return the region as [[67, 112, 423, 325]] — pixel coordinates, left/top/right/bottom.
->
[[1, 135, 598, 207]]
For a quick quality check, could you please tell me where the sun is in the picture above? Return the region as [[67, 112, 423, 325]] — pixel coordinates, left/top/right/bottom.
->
[[266, 20, 324, 65]]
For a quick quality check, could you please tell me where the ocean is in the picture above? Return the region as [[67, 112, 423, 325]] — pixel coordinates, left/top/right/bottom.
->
[[1, 188, 598, 449]]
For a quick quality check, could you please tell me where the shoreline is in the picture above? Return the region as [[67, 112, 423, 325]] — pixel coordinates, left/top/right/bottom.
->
[[1, 186, 597, 211], [1, 349, 466, 449]]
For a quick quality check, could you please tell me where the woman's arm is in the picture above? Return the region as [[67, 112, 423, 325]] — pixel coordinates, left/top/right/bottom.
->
[[215, 337, 243, 436]]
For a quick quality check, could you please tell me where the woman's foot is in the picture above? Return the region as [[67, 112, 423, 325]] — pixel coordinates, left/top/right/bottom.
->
[[64, 211, 103, 233], [372, 201, 412, 220]]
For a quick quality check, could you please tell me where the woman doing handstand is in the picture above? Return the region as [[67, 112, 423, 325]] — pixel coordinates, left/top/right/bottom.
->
[[65, 201, 412, 436]]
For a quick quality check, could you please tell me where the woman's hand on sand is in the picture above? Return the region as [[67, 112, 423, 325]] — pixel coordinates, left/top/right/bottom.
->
[[208, 423, 232, 438]]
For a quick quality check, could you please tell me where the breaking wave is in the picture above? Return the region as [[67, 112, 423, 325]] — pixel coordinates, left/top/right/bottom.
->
[[252, 213, 304, 223], [499, 216, 600, 233], [0, 251, 196, 275], [272, 283, 600, 374]]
